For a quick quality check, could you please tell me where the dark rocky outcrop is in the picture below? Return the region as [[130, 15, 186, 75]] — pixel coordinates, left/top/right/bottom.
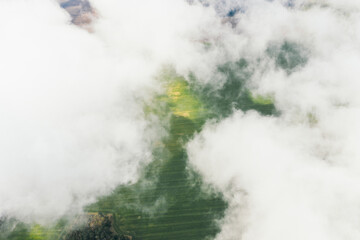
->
[[64, 214, 133, 240]]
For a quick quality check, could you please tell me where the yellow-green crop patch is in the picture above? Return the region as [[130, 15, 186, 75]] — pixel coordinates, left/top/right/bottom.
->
[[249, 92, 274, 105]]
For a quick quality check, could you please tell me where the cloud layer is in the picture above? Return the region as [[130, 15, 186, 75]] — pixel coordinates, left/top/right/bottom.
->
[[188, 1, 360, 239], [0, 0, 233, 223], [0, 0, 158, 222], [2, 1, 360, 240]]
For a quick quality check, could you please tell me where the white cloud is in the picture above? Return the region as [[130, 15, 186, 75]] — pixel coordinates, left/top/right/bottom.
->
[[187, 1, 360, 239], [3, 1, 360, 238], [0, 0, 154, 222], [0, 0, 235, 223], [188, 111, 360, 240]]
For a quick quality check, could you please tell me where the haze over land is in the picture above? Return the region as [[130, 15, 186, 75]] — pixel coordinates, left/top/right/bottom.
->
[[1, 0, 360, 239]]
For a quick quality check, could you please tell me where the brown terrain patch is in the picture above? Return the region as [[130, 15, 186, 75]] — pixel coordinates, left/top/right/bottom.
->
[[59, 0, 96, 30]]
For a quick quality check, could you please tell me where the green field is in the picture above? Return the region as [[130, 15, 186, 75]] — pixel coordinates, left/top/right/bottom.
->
[[85, 67, 275, 240], [86, 72, 227, 240]]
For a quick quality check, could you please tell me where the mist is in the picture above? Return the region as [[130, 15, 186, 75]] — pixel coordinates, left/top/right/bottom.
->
[[1, 0, 360, 239]]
